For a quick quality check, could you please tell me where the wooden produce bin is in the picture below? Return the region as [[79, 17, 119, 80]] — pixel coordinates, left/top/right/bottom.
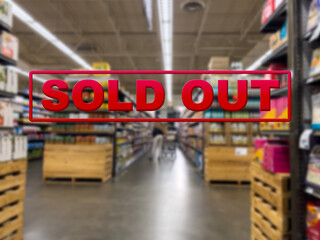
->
[[43, 144, 113, 183], [205, 146, 254, 183], [251, 162, 291, 240], [0, 159, 27, 240]]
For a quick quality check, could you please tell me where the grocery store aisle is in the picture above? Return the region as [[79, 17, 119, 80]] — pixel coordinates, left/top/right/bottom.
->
[[24, 150, 250, 240]]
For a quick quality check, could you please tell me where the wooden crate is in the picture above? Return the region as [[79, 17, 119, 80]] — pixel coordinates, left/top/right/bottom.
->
[[0, 159, 27, 240], [251, 162, 291, 240], [43, 144, 113, 183], [205, 146, 254, 183]]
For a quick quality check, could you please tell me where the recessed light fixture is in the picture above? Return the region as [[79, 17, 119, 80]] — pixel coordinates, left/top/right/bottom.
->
[[181, 0, 205, 13]]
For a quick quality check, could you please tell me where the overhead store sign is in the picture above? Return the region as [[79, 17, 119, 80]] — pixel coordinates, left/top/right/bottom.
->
[[29, 70, 291, 122]]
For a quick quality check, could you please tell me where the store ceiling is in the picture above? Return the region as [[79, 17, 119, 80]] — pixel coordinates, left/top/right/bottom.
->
[[13, 0, 265, 96]]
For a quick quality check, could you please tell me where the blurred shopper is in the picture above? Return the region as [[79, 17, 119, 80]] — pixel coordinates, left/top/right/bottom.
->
[[150, 122, 164, 161]]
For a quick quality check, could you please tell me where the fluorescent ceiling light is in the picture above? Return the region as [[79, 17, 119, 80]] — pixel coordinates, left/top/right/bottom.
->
[[157, 0, 173, 103], [8, 0, 92, 70], [9, 66, 46, 83], [245, 50, 272, 71]]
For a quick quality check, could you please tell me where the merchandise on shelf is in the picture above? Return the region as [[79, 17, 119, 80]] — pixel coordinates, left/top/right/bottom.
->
[[0, 100, 13, 126], [210, 134, 225, 145], [0, 134, 27, 161], [0, 0, 12, 28], [231, 135, 248, 146], [0, 64, 17, 93], [46, 135, 111, 145], [207, 56, 229, 70], [264, 63, 287, 80], [269, 20, 287, 50], [262, 140, 290, 173], [260, 99, 277, 130], [209, 122, 224, 132], [307, 145, 320, 186], [261, 0, 275, 25], [312, 88, 320, 128], [92, 62, 111, 76], [52, 123, 114, 132], [307, 201, 320, 240], [307, 0, 320, 33], [275, 96, 289, 129], [254, 138, 268, 163], [0, 31, 18, 60], [310, 48, 320, 77]]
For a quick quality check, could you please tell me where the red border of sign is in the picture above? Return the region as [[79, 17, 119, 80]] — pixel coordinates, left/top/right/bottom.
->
[[29, 70, 291, 122]]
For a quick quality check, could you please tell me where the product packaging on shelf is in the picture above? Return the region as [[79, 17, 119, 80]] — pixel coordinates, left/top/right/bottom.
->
[[261, 0, 275, 25], [312, 88, 320, 128], [207, 56, 229, 70], [307, 145, 320, 186], [260, 99, 277, 130], [0, 101, 13, 126], [0, 134, 26, 161], [274, 0, 285, 9], [13, 135, 27, 159], [0, 65, 17, 93], [269, 20, 287, 50], [0, 0, 12, 28], [0, 31, 18, 60], [307, 0, 320, 33], [307, 201, 320, 240], [264, 63, 287, 80], [254, 138, 268, 163], [0, 64, 5, 90], [310, 48, 320, 77], [275, 96, 289, 130], [92, 62, 111, 77], [262, 140, 290, 173]]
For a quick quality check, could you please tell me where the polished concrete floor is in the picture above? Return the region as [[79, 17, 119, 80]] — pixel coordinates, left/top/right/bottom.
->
[[24, 150, 251, 240]]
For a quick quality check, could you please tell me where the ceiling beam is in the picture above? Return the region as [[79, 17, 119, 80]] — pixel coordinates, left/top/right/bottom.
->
[[97, 0, 139, 72], [13, 31, 264, 37], [187, 0, 212, 75], [239, 0, 264, 41]]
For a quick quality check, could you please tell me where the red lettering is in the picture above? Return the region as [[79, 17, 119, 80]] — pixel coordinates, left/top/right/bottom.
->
[[108, 80, 133, 111], [251, 80, 280, 111], [182, 80, 213, 111], [136, 80, 165, 111], [72, 79, 104, 111], [218, 80, 248, 111], [42, 79, 69, 111]]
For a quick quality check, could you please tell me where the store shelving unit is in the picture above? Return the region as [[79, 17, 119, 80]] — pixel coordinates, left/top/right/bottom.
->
[[179, 94, 204, 171], [260, 0, 287, 33], [17, 90, 52, 161], [292, 0, 320, 238], [249, 1, 295, 239], [0, 6, 28, 240]]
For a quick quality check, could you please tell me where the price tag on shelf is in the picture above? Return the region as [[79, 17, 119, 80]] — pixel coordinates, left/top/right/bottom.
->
[[310, 24, 320, 42], [306, 186, 314, 195], [235, 147, 247, 156], [299, 129, 313, 150]]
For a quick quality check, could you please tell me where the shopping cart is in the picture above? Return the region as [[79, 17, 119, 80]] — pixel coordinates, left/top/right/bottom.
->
[[160, 131, 177, 161]]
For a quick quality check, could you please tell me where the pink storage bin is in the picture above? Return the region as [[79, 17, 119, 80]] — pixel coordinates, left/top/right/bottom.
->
[[254, 139, 268, 151], [262, 143, 290, 173]]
